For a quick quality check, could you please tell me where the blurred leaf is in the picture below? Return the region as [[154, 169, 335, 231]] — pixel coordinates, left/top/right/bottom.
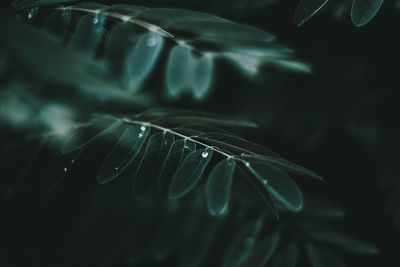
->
[[307, 229, 379, 254]]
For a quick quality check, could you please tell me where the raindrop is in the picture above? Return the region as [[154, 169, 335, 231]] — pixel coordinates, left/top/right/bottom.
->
[[147, 37, 157, 47], [93, 13, 99, 24], [27, 7, 38, 20], [202, 151, 209, 158], [140, 126, 146, 131]]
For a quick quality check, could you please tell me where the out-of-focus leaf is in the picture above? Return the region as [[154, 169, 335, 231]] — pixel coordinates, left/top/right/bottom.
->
[[307, 244, 347, 267], [307, 229, 379, 254]]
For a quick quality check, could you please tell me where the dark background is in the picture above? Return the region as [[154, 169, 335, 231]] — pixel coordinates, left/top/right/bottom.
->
[[1, 1, 399, 266]]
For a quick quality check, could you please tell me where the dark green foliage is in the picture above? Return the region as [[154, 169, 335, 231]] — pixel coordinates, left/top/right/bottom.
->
[[266, 196, 379, 267], [12, 1, 310, 100], [1, 0, 394, 266], [59, 109, 317, 217]]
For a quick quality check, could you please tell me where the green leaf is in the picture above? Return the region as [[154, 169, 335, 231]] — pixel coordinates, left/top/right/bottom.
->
[[245, 161, 304, 212], [16, 2, 309, 99], [241, 154, 322, 180], [158, 139, 196, 193], [133, 132, 174, 198], [62, 117, 122, 154], [104, 22, 137, 78], [206, 158, 236, 216], [68, 13, 106, 57], [169, 148, 213, 199], [193, 53, 214, 99], [166, 44, 194, 97], [122, 32, 164, 92], [97, 124, 150, 184], [236, 164, 278, 217], [351, 0, 384, 27]]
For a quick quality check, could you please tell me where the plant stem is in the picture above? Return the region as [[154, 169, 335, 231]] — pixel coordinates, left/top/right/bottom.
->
[[122, 117, 246, 162]]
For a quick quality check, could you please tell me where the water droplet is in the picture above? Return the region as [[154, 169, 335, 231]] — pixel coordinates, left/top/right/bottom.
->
[[202, 151, 209, 158], [27, 7, 38, 20], [63, 167, 68, 172], [262, 179, 268, 185], [245, 162, 250, 167], [139, 133, 144, 138], [93, 15, 99, 24], [115, 166, 119, 170], [140, 126, 146, 131], [71, 160, 75, 164], [147, 37, 157, 47], [244, 237, 254, 248], [121, 15, 130, 22]]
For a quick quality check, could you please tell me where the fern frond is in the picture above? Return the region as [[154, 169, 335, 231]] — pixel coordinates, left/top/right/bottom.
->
[[0, 13, 151, 130], [54, 109, 321, 217], [12, 1, 311, 100]]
